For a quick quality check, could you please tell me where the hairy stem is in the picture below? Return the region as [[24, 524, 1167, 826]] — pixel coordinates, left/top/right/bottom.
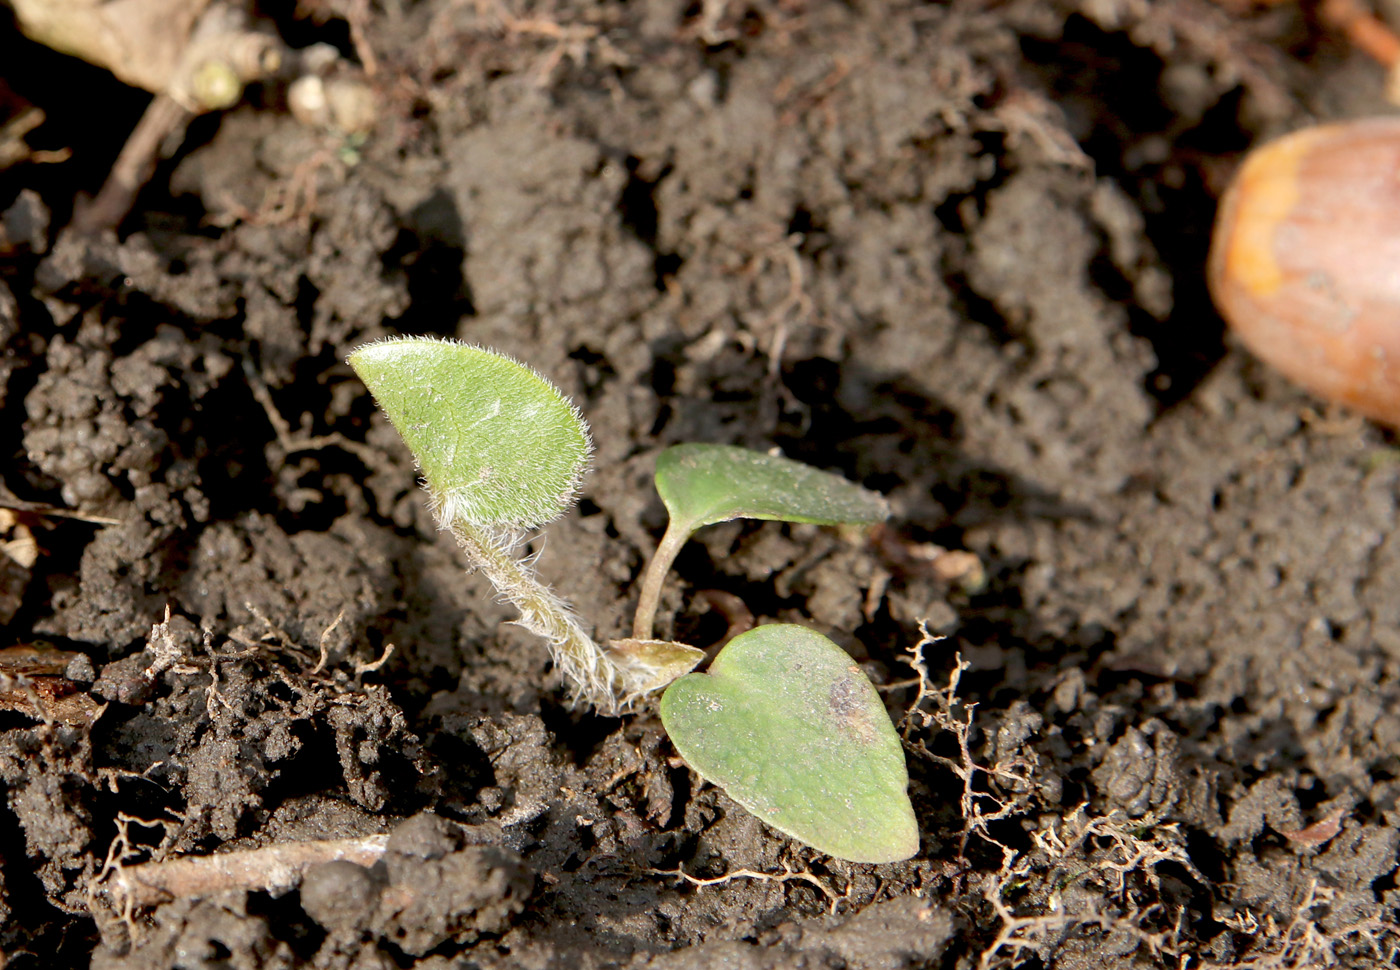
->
[[632, 520, 692, 641], [449, 519, 622, 714]]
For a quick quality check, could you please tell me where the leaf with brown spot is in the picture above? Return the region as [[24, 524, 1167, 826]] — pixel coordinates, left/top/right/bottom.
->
[[659, 624, 917, 863]]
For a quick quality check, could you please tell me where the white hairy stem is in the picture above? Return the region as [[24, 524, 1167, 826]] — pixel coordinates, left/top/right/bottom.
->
[[449, 519, 627, 714]]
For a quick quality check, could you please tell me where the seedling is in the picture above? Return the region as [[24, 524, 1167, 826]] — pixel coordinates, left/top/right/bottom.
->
[[350, 336, 918, 862], [349, 337, 635, 712]]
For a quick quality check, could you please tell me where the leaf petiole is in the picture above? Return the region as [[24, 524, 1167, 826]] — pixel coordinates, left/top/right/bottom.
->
[[632, 519, 690, 642]]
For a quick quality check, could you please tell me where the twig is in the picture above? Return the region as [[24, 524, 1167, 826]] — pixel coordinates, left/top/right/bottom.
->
[[91, 813, 168, 934], [761, 240, 812, 379], [739, 231, 813, 379], [472, 0, 627, 85], [102, 834, 389, 911], [776, 57, 851, 127], [1030, 806, 1202, 898], [245, 603, 294, 643], [695, 0, 734, 44], [0, 484, 123, 524], [72, 94, 192, 234]]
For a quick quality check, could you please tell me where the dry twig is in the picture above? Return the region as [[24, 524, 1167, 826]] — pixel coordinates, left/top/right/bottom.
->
[[99, 834, 389, 912], [73, 94, 192, 234]]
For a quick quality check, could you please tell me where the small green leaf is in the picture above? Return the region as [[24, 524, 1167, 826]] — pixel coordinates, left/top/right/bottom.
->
[[632, 445, 891, 643], [349, 337, 591, 528], [655, 443, 889, 536], [660, 624, 918, 864]]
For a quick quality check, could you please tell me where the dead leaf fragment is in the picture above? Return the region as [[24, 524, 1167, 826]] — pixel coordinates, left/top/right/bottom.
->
[[0, 642, 102, 726], [1279, 807, 1347, 847]]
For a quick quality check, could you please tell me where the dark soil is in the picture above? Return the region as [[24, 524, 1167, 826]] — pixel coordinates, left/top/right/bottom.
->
[[2, 0, 1400, 965]]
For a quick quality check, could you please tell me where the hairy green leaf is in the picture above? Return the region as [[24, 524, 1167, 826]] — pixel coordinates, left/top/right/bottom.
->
[[349, 337, 591, 528]]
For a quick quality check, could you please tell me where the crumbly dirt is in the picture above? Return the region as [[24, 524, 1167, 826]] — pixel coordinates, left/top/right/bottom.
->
[[2, 0, 1400, 965]]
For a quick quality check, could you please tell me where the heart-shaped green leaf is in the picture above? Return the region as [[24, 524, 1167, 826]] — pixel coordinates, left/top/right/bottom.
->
[[349, 338, 591, 528], [660, 624, 918, 863], [655, 443, 890, 536]]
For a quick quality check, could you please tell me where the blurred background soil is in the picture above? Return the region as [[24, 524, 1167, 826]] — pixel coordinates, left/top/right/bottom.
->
[[2, 0, 1400, 965]]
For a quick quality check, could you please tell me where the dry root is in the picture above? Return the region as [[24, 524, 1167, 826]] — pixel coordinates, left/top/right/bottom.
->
[[648, 864, 847, 915], [900, 623, 1037, 864], [1208, 881, 1400, 969]]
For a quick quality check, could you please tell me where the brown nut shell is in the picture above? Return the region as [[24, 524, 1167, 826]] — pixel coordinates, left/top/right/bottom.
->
[[1208, 117, 1400, 425]]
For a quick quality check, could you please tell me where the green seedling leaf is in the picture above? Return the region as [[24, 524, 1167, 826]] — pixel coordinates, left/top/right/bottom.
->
[[633, 444, 890, 643], [656, 443, 890, 535], [660, 624, 918, 864], [349, 337, 591, 529]]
